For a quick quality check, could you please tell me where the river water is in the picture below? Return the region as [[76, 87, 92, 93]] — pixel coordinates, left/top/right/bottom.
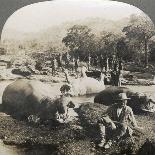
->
[[0, 140, 24, 155], [0, 80, 155, 155]]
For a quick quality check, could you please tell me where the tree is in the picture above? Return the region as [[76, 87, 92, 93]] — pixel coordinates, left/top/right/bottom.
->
[[98, 31, 125, 58], [123, 14, 155, 67], [62, 25, 95, 59], [148, 35, 155, 62], [116, 38, 131, 61]]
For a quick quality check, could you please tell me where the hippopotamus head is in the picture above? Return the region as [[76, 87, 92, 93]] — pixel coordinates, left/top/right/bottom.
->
[[139, 94, 155, 112], [129, 93, 155, 113]]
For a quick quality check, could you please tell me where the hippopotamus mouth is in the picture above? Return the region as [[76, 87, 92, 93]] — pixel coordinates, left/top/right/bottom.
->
[[140, 100, 155, 113], [137, 94, 155, 113]]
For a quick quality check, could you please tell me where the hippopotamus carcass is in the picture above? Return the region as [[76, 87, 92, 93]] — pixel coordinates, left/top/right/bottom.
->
[[2, 79, 71, 120], [94, 86, 155, 113]]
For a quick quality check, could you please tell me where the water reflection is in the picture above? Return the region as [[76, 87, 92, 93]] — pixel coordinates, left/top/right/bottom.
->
[[0, 140, 58, 155], [0, 140, 22, 155]]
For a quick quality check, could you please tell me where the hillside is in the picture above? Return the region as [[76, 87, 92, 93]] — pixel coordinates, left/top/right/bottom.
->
[[2, 17, 130, 48]]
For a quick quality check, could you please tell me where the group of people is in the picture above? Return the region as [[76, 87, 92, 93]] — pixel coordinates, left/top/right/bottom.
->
[[90, 54, 124, 86], [56, 83, 143, 150], [43, 52, 80, 76], [40, 52, 124, 88]]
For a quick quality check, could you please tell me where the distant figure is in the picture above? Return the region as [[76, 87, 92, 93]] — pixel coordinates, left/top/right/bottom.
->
[[72, 57, 75, 73], [111, 55, 117, 70], [104, 71, 111, 85], [51, 57, 57, 76], [93, 55, 98, 70], [100, 54, 104, 72], [118, 59, 123, 71], [100, 71, 105, 83], [88, 54, 91, 70], [35, 61, 42, 71], [106, 58, 110, 71], [75, 57, 79, 74], [57, 53, 63, 70], [111, 61, 121, 86], [81, 66, 87, 78], [118, 59, 123, 86], [108, 56, 113, 70], [98, 93, 142, 149], [64, 52, 70, 69]]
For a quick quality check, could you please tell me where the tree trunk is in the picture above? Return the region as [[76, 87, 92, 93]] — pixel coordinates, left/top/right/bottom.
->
[[144, 38, 148, 68]]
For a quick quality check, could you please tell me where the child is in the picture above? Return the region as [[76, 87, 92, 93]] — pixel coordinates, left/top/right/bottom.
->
[[56, 84, 76, 123]]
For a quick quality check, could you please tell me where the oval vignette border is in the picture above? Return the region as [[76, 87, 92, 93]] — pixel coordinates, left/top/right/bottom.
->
[[0, 0, 155, 39]]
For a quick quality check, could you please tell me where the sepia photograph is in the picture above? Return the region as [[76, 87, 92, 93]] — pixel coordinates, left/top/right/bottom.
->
[[0, 0, 155, 154]]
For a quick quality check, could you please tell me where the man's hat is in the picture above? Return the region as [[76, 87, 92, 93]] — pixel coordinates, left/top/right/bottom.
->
[[115, 93, 130, 100]]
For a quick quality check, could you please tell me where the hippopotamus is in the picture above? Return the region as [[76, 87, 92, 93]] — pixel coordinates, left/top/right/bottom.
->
[[94, 86, 155, 113], [2, 79, 73, 121]]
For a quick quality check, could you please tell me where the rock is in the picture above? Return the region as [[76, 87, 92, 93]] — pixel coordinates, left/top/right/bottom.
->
[[137, 139, 155, 155], [12, 67, 31, 77]]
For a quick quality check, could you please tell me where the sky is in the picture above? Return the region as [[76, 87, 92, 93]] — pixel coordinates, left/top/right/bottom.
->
[[1, 0, 145, 40]]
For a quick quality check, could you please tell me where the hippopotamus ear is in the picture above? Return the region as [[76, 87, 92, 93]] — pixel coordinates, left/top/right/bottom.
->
[[67, 101, 75, 108]]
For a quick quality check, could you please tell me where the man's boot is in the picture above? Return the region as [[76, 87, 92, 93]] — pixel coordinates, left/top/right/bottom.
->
[[98, 139, 106, 148], [98, 123, 106, 147], [104, 140, 112, 149]]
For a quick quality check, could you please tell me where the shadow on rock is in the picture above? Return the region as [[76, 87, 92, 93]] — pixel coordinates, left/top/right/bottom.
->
[[137, 139, 155, 155]]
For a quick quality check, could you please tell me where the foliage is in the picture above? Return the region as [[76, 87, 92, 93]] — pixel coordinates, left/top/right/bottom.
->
[[2, 14, 155, 67], [122, 14, 155, 66], [98, 31, 125, 58], [62, 25, 96, 59]]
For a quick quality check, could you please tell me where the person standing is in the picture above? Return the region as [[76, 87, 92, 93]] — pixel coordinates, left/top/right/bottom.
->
[[51, 57, 57, 76], [88, 54, 91, 70], [57, 53, 63, 71], [55, 84, 75, 123], [93, 55, 98, 70], [118, 59, 123, 86], [65, 52, 70, 69], [75, 57, 79, 75], [111, 60, 121, 86], [100, 54, 104, 72], [72, 56, 75, 73]]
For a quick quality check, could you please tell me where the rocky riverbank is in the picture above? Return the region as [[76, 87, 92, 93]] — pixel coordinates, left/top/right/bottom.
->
[[0, 69, 154, 154], [0, 102, 155, 155]]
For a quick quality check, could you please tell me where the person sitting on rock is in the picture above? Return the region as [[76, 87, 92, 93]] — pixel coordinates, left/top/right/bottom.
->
[[56, 84, 76, 123], [98, 93, 142, 149]]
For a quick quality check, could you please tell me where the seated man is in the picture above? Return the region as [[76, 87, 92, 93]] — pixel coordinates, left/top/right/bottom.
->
[[98, 93, 142, 149]]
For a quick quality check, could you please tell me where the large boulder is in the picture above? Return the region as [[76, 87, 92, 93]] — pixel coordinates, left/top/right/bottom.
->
[[2, 79, 62, 120], [94, 86, 155, 113]]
